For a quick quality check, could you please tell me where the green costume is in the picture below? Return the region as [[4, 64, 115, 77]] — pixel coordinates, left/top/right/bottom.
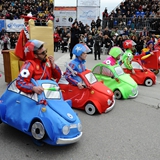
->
[[122, 49, 133, 70]]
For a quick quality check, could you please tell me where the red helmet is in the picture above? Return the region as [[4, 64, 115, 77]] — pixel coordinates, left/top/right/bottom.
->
[[123, 40, 136, 49], [24, 39, 44, 60]]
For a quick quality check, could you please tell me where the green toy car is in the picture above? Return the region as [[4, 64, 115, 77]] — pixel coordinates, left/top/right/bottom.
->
[[92, 63, 138, 99]]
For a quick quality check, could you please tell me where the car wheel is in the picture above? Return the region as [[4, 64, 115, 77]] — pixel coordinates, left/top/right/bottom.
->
[[85, 103, 96, 115], [145, 78, 153, 87], [114, 90, 122, 99], [31, 121, 45, 140]]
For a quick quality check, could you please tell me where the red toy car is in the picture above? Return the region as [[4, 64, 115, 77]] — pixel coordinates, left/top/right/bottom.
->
[[134, 50, 160, 75], [122, 58, 156, 86], [58, 70, 115, 115]]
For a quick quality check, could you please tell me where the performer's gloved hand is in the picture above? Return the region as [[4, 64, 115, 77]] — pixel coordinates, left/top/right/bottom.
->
[[48, 55, 55, 68], [132, 69, 135, 74], [77, 82, 84, 89]]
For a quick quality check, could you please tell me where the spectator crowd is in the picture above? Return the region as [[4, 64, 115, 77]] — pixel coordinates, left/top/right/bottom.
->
[[53, 17, 158, 60], [0, 0, 160, 59], [0, 0, 54, 50], [102, 0, 160, 31]]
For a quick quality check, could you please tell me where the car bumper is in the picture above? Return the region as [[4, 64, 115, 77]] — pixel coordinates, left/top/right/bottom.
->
[[56, 132, 83, 145], [105, 99, 116, 113], [129, 90, 139, 98]]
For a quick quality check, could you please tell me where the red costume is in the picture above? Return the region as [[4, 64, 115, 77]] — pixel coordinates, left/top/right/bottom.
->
[[16, 40, 61, 93], [16, 59, 61, 93]]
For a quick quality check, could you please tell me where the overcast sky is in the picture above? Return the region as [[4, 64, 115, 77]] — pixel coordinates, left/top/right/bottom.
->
[[54, 0, 122, 16]]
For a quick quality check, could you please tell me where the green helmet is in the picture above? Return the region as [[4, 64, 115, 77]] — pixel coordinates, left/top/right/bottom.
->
[[109, 46, 123, 58]]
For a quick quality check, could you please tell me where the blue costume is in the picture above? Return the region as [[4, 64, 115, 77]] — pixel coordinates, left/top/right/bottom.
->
[[65, 58, 86, 85], [65, 43, 90, 85]]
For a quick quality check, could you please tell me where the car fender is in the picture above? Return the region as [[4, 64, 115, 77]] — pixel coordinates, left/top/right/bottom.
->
[[113, 87, 125, 99], [40, 117, 55, 140], [30, 117, 54, 141], [86, 100, 102, 114]]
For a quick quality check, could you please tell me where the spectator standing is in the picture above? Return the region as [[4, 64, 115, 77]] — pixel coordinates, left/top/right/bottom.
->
[[61, 27, 69, 53], [94, 32, 103, 60], [1, 33, 10, 50], [102, 8, 109, 29], [91, 27, 97, 39], [10, 33, 17, 49], [90, 20, 96, 30], [96, 16, 102, 29], [108, 16, 114, 29], [103, 34, 112, 54], [54, 29, 61, 52], [78, 21, 85, 34], [103, 27, 111, 38], [136, 36, 145, 54], [70, 23, 81, 59], [86, 35, 94, 54]]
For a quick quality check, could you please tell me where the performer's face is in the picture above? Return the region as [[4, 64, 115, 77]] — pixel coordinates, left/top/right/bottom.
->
[[148, 43, 153, 50], [36, 47, 47, 62], [80, 52, 87, 60]]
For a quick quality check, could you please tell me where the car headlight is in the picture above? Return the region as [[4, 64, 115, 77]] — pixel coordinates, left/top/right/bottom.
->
[[62, 125, 70, 135], [107, 99, 112, 105], [78, 123, 82, 132], [132, 87, 138, 94]]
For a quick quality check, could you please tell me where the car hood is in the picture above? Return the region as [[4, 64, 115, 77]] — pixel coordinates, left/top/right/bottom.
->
[[119, 74, 137, 86], [91, 81, 113, 96], [47, 100, 77, 123]]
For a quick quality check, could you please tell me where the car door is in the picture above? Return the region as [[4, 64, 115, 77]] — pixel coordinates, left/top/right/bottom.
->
[[93, 65, 115, 89], [131, 61, 144, 84], [100, 66, 115, 89], [4, 80, 38, 130], [68, 83, 90, 108]]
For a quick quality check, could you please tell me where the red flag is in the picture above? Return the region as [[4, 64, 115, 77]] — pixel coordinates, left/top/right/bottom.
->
[[15, 29, 28, 60]]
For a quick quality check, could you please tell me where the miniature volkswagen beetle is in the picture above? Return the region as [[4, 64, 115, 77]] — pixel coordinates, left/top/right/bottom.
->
[[92, 63, 138, 99], [122, 58, 156, 86], [0, 79, 82, 146], [59, 70, 115, 115]]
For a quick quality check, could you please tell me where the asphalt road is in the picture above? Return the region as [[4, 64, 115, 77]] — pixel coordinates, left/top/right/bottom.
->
[[0, 51, 160, 160]]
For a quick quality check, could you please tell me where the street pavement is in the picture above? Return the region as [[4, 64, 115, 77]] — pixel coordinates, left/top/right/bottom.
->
[[0, 50, 160, 160]]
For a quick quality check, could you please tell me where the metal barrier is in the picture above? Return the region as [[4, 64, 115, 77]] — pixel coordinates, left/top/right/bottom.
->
[[102, 17, 160, 31]]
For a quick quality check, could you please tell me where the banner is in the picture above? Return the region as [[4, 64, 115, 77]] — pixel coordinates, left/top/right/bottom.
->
[[77, 7, 100, 25], [77, 0, 100, 7], [6, 19, 25, 32], [0, 20, 5, 31], [54, 7, 77, 27]]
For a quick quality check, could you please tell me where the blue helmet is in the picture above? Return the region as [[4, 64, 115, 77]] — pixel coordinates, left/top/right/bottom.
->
[[72, 43, 91, 56]]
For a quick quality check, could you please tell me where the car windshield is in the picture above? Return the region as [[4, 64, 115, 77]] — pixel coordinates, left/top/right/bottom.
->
[[42, 83, 61, 99], [114, 66, 124, 76], [131, 61, 143, 69], [85, 72, 97, 84]]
